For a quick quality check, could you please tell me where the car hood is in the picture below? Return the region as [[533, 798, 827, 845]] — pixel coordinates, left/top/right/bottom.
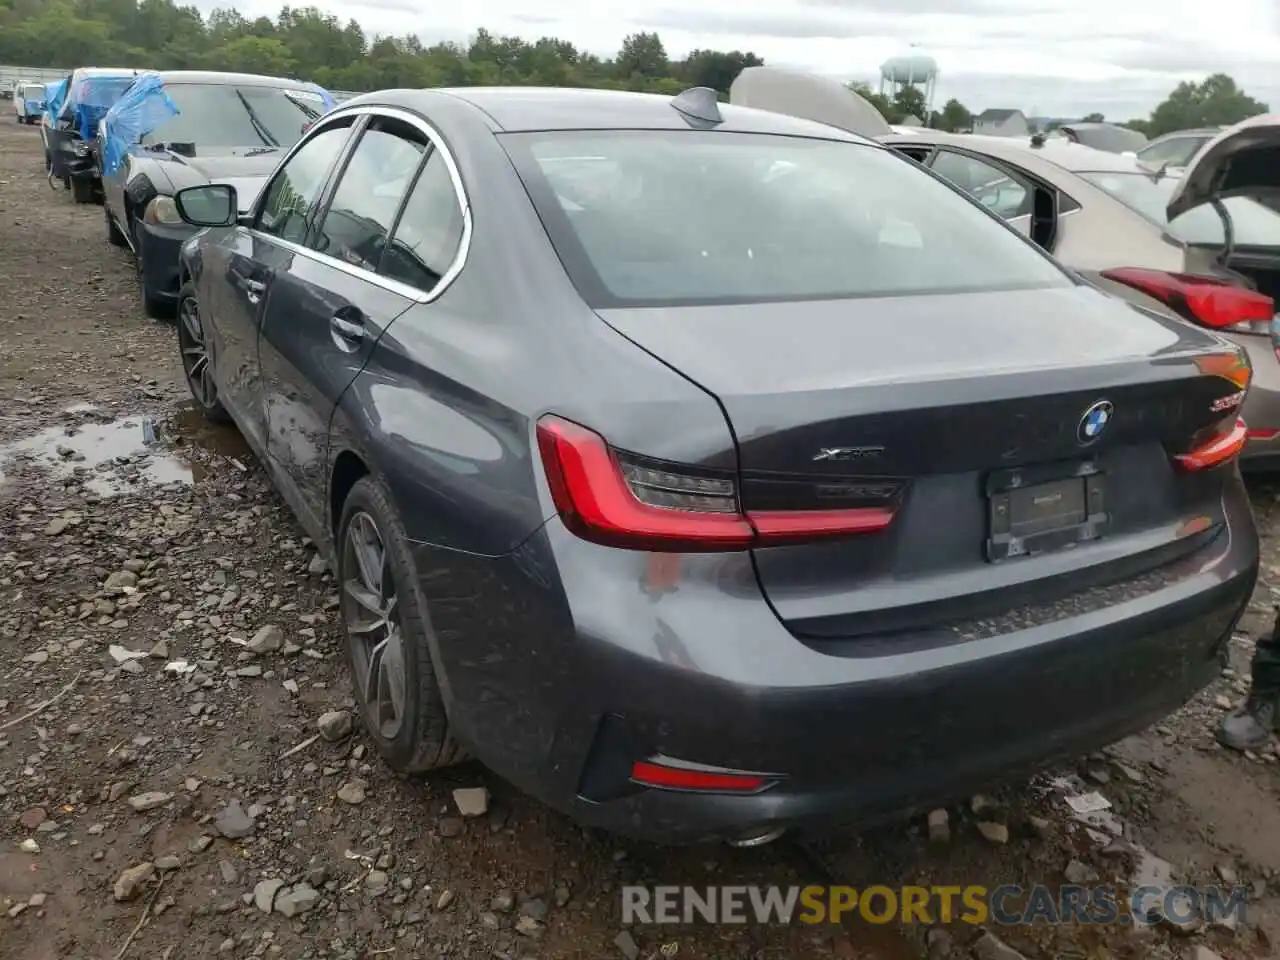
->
[[152, 149, 282, 211], [1166, 114, 1280, 220]]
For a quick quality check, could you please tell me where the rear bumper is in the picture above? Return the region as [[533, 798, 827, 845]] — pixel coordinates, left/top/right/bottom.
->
[[1234, 332, 1280, 466], [411, 472, 1258, 844]]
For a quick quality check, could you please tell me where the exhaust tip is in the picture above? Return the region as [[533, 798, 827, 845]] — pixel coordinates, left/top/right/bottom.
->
[[726, 826, 787, 848]]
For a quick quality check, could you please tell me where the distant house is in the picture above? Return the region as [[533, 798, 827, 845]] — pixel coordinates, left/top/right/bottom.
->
[[973, 108, 1030, 137]]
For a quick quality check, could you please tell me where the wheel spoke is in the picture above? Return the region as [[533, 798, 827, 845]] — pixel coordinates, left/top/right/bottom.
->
[[351, 517, 384, 596], [364, 634, 389, 725], [343, 577, 385, 618], [343, 510, 405, 740]]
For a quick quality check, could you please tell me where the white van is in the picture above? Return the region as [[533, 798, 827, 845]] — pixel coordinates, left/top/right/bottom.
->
[[13, 82, 46, 124]]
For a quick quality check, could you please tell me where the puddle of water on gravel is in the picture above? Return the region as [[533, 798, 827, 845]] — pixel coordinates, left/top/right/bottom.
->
[[170, 404, 252, 461], [0, 415, 195, 497]]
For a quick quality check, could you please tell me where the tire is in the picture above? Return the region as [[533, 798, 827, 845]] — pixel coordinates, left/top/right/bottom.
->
[[338, 476, 465, 774], [70, 177, 93, 203], [132, 219, 167, 318], [104, 205, 126, 247], [175, 282, 231, 423]]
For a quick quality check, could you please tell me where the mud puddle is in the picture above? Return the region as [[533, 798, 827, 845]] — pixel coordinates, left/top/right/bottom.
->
[[0, 405, 249, 496]]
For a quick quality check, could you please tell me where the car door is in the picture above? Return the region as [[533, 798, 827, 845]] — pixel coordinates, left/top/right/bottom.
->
[[202, 118, 356, 452], [256, 112, 432, 533]]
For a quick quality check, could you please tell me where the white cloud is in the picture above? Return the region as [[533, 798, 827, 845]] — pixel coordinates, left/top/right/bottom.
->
[[209, 0, 1278, 118]]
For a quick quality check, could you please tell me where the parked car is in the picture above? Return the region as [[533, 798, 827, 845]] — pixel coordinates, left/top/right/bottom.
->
[[1049, 122, 1148, 154], [13, 82, 46, 124], [39, 78, 68, 173], [98, 70, 334, 316], [168, 85, 1257, 845], [1135, 127, 1222, 169], [728, 69, 1280, 467], [47, 67, 138, 202]]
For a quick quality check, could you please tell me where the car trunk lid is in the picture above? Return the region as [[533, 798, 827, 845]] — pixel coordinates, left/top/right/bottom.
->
[[597, 285, 1248, 644], [1167, 114, 1280, 220]]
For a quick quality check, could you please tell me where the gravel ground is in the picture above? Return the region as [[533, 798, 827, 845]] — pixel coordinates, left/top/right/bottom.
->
[[2, 118, 1280, 960]]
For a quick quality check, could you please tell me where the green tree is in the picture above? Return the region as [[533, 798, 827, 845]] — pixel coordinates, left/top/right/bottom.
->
[[935, 98, 972, 132], [847, 82, 896, 122], [1080, 111, 1105, 122], [1148, 73, 1267, 137], [615, 31, 667, 80], [891, 84, 927, 124], [210, 34, 296, 76]]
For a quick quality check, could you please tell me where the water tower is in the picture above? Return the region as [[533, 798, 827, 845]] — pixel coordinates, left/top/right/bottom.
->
[[879, 46, 938, 125]]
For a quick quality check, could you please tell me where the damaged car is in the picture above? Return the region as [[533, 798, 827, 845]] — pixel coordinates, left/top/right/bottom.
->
[[99, 70, 334, 316], [47, 67, 137, 202]]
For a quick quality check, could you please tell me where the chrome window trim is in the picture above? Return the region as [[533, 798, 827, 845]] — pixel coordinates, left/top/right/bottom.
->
[[248, 103, 473, 305]]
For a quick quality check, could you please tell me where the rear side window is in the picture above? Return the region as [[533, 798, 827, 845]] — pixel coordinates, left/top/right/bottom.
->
[[929, 150, 1032, 219], [379, 152, 466, 295], [257, 123, 352, 243], [504, 131, 1069, 307], [310, 120, 427, 272]]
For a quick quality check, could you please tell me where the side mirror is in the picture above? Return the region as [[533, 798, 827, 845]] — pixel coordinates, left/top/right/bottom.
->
[[174, 184, 238, 227]]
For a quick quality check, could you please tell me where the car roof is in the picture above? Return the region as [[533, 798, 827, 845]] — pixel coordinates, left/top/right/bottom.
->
[[348, 86, 874, 141], [1146, 127, 1221, 140], [149, 70, 309, 88], [882, 130, 1149, 174]]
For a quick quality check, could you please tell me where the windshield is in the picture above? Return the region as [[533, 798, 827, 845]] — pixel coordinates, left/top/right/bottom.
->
[[1079, 171, 1280, 248], [21, 85, 45, 99], [141, 83, 324, 150], [504, 131, 1070, 307]]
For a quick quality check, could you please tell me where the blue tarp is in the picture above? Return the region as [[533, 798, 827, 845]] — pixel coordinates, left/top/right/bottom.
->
[[43, 79, 68, 124], [64, 71, 136, 140], [101, 73, 176, 175]]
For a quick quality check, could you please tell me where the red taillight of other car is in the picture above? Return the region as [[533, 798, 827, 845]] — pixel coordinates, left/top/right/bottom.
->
[[1101, 267, 1274, 335], [535, 415, 897, 552]]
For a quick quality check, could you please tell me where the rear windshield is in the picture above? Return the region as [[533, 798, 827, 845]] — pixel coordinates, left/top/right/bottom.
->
[[142, 83, 324, 150], [1079, 171, 1280, 248], [21, 85, 44, 99], [503, 131, 1070, 307]]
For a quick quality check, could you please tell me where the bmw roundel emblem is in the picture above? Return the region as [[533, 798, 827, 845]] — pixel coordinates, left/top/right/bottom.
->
[[1077, 400, 1114, 445]]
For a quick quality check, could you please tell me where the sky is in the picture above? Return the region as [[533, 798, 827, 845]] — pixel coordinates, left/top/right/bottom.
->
[[210, 0, 1280, 120]]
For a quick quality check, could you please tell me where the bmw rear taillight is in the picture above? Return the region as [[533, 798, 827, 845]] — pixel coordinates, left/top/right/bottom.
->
[[1170, 354, 1253, 471], [536, 415, 898, 552], [1102, 267, 1274, 335]]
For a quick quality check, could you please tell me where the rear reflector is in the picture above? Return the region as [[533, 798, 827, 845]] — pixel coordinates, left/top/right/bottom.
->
[[629, 759, 770, 793], [1248, 428, 1279, 440], [1175, 417, 1249, 471], [1102, 268, 1274, 334], [536, 415, 896, 552]]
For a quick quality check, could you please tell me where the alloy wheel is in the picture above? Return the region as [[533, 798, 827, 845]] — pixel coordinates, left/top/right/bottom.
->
[[178, 295, 216, 408], [342, 511, 407, 740]]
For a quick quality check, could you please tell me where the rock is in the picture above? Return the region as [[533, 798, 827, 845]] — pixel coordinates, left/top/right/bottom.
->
[[234, 665, 262, 678], [46, 517, 69, 535], [189, 835, 213, 854], [453, 786, 489, 818], [254, 878, 286, 914], [19, 807, 47, 830], [1113, 762, 1144, 784], [926, 808, 950, 843], [1160, 889, 1204, 935], [126, 791, 173, 812], [19, 839, 40, 854], [480, 911, 501, 930], [438, 817, 465, 838], [104, 570, 138, 593], [214, 800, 255, 839], [972, 932, 1028, 960], [365, 871, 389, 893], [23, 651, 48, 664], [1216, 863, 1239, 885], [148, 640, 169, 659], [520, 897, 549, 922], [436, 889, 455, 911], [316, 711, 352, 742], [615, 930, 640, 960], [926, 926, 954, 958], [1064, 859, 1099, 884], [247, 624, 283, 654], [976, 821, 1009, 844], [307, 554, 327, 575], [515, 914, 543, 937], [155, 855, 181, 871], [1191, 949, 1226, 960], [1025, 815, 1051, 838], [336, 780, 367, 805], [275, 884, 320, 917], [970, 794, 998, 815], [28, 893, 47, 908], [492, 890, 516, 913], [218, 861, 238, 884], [114, 863, 156, 902]]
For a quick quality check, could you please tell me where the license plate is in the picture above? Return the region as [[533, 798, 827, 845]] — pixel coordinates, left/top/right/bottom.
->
[[987, 462, 1108, 561]]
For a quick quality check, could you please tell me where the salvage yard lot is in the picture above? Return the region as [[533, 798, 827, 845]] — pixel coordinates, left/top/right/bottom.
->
[[1, 117, 1280, 960]]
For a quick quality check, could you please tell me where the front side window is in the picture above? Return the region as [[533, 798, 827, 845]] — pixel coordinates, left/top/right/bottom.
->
[[503, 131, 1068, 307], [1137, 137, 1205, 169], [379, 152, 466, 294], [256, 123, 352, 243], [1079, 171, 1280, 249], [930, 150, 1031, 219], [310, 120, 427, 272], [142, 83, 325, 152]]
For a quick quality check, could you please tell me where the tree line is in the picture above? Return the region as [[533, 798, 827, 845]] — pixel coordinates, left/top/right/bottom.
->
[[0, 0, 1268, 138]]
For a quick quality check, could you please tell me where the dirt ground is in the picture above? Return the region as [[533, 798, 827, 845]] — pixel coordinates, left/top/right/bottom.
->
[[3, 118, 1280, 960]]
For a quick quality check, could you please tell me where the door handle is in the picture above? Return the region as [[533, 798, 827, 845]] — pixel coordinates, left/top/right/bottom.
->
[[330, 315, 364, 342], [242, 277, 265, 305]]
